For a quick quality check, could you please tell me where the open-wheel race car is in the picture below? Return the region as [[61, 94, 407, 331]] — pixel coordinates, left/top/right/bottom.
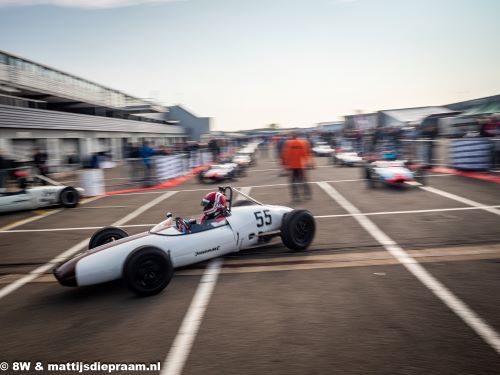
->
[[53, 186, 316, 296], [333, 145, 363, 167], [364, 153, 425, 188], [0, 174, 83, 213], [197, 163, 243, 183]]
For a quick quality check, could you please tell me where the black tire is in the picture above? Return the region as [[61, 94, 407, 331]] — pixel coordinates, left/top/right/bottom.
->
[[232, 199, 257, 207], [59, 186, 80, 208], [280, 210, 316, 251], [88, 226, 128, 249], [123, 247, 173, 297]]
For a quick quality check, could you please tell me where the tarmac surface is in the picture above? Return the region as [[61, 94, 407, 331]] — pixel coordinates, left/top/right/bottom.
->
[[0, 151, 499, 375]]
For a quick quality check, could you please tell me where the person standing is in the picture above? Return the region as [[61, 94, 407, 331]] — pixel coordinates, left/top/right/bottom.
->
[[281, 133, 314, 202], [32, 147, 48, 184], [0, 149, 9, 192], [140, 140, 158, 186]]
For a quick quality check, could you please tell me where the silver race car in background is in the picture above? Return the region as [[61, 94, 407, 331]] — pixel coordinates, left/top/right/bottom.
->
[[0, 175, 83, 213], [197, 163, 242, 183], [333, 146, 363, 167], [312, 142, 334, 157]]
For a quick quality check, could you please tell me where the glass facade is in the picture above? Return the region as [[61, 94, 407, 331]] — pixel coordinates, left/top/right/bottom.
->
[[0, 51, 132, 108]]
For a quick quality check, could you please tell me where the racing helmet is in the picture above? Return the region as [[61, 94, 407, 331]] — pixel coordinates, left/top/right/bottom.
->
[[201, 191, 227, 218]]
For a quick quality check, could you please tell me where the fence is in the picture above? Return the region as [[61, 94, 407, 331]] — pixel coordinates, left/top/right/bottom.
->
[[400, 138, 500, 171]]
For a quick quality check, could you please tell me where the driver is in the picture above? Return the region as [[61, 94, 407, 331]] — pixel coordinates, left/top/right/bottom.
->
[[200, 191, 228, 225], [176, 191, 228, 234]]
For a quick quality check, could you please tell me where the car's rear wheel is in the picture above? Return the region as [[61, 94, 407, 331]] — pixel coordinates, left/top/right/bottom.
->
[[232, 200, 257, 207], [59, 186, 80, 208], [123, 247, 173, 297], [88, 226, 128, 249], [281, 210, 315, 251]]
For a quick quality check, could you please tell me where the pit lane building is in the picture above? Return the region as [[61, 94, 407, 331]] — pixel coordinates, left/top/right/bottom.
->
[[0, 50, 210, 165]]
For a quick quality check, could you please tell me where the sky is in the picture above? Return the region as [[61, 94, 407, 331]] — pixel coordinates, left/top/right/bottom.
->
[[0, 0, 499, 130]]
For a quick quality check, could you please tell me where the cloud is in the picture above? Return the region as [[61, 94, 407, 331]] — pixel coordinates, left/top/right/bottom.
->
[[0, 0, 182, 9]]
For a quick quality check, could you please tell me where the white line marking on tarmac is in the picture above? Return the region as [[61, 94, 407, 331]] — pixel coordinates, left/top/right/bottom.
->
[[162, 186, 252, 375], [0, 223, 156, 233], [249, 165, 331, 172], [0, 209, 62, 231], [314, 205, 500, 219], [0, 191, 177, 301], [9, 202, 500, 233], [112, 174, 453, 196], [317, 181, 500, 356], [420, 186, 500, 216], [0, 195, 102, 231], [161, 258, 223, 375], [76, 205, 129, 209]]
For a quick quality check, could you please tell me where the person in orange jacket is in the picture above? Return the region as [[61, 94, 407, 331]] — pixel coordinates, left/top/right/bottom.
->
[[281, 133, 314, 202]]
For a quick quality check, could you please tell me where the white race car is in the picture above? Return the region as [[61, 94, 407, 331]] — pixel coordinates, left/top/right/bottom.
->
[[197, 163, 242, 183], [333, 147, 363, 167], [0, 176, 83, 213], [232, 151, 255, 167], [54, 187, 316, 296], [312, 142, 334, 157], [364, 159, 425, 188]]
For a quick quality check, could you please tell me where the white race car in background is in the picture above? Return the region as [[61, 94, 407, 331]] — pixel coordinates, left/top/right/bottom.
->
[[364, 159, 425, 188], [333, 146, 363, 166], [54, 186, 316, 296], [232, 151, 256, 167], [198, 163, 242, 183], [0, 176, 83, 213], [312, 142, 334, 157]]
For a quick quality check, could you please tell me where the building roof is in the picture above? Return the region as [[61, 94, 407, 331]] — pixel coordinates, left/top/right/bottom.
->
[[380, 106, 456, 124]]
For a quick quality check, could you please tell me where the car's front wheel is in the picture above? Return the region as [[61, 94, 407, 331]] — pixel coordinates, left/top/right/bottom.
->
[[88, 226, 128, 249], [123, 247, 173, 297], [280, 210, 315, 251], [59, 187, 80, 208]]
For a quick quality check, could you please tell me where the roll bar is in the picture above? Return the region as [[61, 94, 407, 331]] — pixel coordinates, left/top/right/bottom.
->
[[218, 185, 263, 211]]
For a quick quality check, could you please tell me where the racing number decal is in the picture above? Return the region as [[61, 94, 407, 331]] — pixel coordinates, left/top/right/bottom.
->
[[254, 210, 272, 227]]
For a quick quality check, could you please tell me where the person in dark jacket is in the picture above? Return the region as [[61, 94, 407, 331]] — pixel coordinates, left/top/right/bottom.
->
[[140, 141, 159, 186], [0, 149, 10, 192], [33, 147, 48, 184]]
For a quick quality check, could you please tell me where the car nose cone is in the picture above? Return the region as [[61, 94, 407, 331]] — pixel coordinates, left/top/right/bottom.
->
[[53, 259, 78, 287]]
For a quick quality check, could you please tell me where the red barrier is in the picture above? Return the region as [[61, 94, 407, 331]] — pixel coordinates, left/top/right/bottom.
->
[[431, 167, 500, 184], [104, 165, 209, 196]]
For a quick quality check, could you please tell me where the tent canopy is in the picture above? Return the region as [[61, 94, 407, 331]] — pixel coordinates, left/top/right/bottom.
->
[[459, 101, 500, 117]]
